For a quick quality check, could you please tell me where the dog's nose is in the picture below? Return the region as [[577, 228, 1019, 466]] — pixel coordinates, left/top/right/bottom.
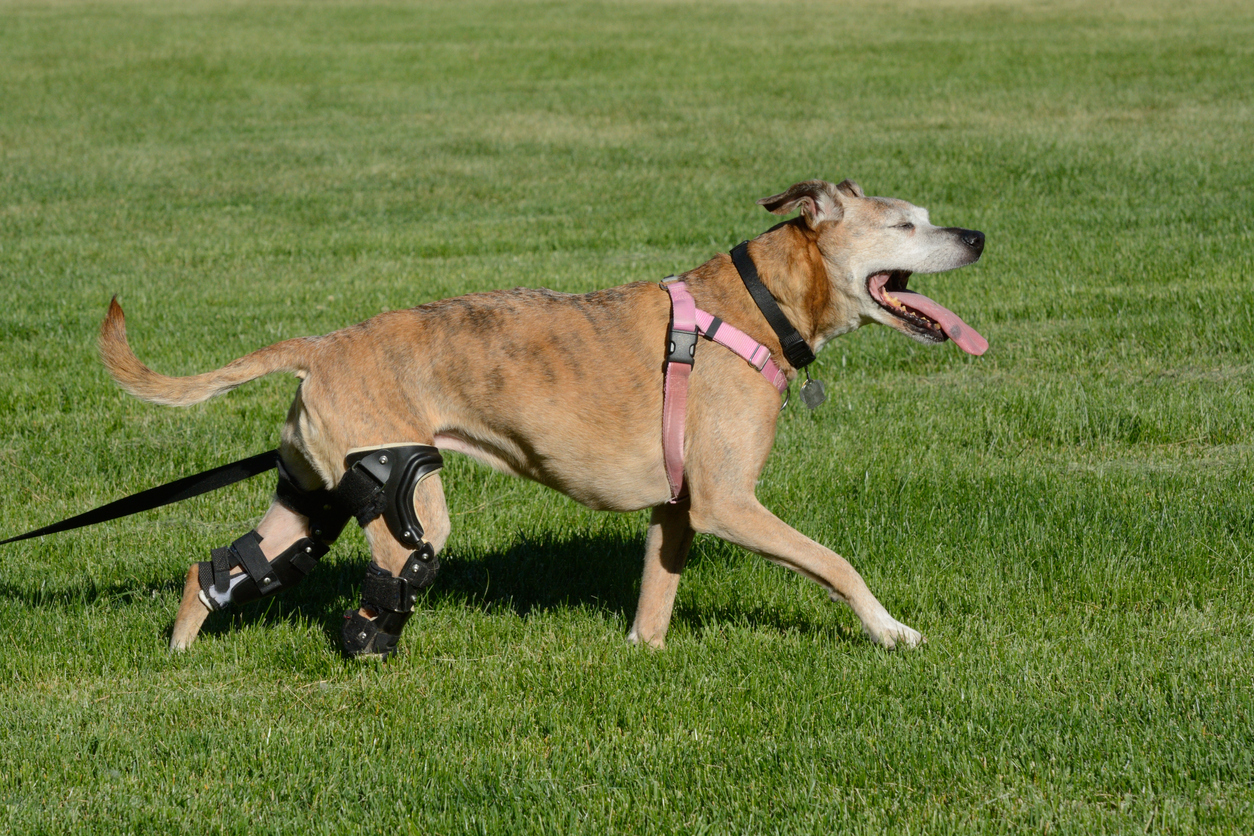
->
[[960, 229, 985, 253]]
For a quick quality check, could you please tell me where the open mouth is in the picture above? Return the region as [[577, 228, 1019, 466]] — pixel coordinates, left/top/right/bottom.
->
[[867, 271, 988, 356]]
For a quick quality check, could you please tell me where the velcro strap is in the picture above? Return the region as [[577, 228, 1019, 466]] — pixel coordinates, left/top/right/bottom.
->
[[231, 530, 281, 596], [335, 467, 387, 527], [361, 572, 416, 613], [209, 546, 232, 593], [198, 560, 217, 596]]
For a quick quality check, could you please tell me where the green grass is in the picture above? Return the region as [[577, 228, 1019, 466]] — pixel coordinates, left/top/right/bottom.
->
[[2, 0, 1253, 832]]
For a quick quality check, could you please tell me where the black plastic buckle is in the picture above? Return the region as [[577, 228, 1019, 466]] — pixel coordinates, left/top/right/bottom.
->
[[667, 328, 698, 365]]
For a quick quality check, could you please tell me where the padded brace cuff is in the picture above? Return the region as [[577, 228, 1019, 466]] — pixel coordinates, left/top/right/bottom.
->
[[275, 458, 351, 544], [359, 549, 441, 615]]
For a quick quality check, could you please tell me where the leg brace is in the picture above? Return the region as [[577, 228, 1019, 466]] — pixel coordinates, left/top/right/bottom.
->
[[335, 445, 443, 658], [198, 459, 351, 612]]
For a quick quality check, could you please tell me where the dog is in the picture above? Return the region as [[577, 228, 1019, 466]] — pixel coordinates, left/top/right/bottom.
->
[[98, 178, 986, 654]]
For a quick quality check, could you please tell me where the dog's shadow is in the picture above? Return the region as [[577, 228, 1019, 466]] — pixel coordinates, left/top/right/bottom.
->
[[203, 530, 850, 647], [199, 531, 648, 646], [3, 532, 849, 649]]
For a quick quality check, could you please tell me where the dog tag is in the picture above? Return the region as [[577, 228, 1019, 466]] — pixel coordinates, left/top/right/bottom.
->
[[800, 377, 827, 410]]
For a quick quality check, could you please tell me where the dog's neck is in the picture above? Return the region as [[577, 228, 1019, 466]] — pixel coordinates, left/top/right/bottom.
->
[[682, 220, 845, 371]]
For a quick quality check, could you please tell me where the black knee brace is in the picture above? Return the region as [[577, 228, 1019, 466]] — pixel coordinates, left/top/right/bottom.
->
[[336, 445, 443, 549], [197, 460, 351, 612], [334, 444, 443, 658]]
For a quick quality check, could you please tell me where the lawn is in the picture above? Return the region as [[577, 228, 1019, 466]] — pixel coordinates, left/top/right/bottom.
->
[[1, 0, 1253, 832]]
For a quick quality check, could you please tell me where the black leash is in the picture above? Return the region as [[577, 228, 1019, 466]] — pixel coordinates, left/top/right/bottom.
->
[[0, 449, 279, 545]]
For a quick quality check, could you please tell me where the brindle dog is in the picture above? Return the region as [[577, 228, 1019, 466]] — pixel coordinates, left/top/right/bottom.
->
[[99, 178, 986, 653]]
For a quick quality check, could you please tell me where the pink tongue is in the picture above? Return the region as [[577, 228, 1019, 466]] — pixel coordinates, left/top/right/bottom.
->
[[894, 290, 988, 356]]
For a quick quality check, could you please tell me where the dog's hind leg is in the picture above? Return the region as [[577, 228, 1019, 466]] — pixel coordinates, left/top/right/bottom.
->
[[170, 499, 329, 650], [339, 460, 451, 659], [170, 456, 350, 651], [628, 500, 695, 649]]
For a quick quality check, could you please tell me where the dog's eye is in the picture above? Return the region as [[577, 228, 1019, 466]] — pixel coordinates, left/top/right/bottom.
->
[[896, 222, 915, 231]]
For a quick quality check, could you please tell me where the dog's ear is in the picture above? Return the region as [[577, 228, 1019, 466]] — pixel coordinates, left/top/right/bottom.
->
[[757, 180, 843, 228], [835, 179, 865, 198]]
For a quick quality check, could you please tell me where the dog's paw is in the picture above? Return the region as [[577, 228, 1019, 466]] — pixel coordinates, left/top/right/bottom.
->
[[626, 627, 667, 650], [862, 611, 925, 650]]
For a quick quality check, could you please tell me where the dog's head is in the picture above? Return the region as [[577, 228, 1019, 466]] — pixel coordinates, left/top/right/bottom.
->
[[758, 179, 987, 355]]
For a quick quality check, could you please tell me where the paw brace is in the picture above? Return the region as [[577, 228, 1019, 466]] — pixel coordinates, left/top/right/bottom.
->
[[335, 445, 444, 658]]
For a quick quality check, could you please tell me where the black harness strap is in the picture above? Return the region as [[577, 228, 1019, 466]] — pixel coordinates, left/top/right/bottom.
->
[[730, 241, 816, 370], [1, 449, 279, 546]]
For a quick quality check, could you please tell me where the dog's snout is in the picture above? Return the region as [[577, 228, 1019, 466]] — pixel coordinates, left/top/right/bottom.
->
[[959, 229, 985, 253]]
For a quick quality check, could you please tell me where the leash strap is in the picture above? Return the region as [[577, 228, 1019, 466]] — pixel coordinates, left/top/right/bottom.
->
[[0, 449, 279, 545], [730, 241, 815, 370], [661, 281, 788, 502]]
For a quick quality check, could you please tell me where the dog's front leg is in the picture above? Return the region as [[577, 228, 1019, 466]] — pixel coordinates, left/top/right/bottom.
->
[[691, 497, 924, 649], [628, 499, 695, 649]]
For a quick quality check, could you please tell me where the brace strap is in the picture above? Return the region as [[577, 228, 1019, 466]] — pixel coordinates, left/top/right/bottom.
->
[[336, 467, 388, 528], [360, 546, 438, 614], [198, 532, 330, 610], [235, 531, 279, 595], [203, 531, 279, 596], [273, 458, 351, 543], [660, 279, 789, 501]]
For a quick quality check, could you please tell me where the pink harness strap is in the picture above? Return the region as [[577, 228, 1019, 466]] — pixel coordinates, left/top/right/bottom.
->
[[661, 280, 789, 502]]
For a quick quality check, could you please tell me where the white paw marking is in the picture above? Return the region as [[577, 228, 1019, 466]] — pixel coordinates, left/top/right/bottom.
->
[[863, 611, 924, 649]]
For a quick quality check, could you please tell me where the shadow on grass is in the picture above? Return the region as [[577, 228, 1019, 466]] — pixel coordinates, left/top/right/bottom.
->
[[199, 530, 648, 646], [2, 530, 851, 648]]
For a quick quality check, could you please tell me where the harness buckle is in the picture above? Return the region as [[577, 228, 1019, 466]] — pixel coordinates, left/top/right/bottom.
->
[[667, 328, 698, 365], [748, 345, 771, 371]]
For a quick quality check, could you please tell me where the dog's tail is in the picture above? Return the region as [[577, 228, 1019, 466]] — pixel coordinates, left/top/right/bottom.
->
[[98, 297, 317, 407]]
